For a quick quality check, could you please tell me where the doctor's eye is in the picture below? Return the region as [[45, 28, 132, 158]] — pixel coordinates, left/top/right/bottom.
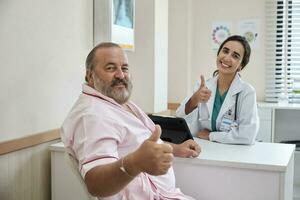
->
[[232, 53, 241, 60], [222, 48, 229, 54]]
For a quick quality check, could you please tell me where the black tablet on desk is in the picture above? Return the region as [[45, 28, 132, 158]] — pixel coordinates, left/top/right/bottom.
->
[[148, 115, 193, 144]]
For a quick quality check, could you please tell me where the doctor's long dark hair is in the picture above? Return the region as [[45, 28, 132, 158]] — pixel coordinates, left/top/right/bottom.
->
[[213, 35, 251, 77]]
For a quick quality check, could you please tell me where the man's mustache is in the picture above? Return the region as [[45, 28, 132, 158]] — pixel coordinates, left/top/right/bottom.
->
[[111, 78, 129, 87]]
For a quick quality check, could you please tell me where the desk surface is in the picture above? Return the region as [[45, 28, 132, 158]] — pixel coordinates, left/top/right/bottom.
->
[[50, 138, 295, 172], [258, 101, 300, 110], [175, 138, 295, 172]]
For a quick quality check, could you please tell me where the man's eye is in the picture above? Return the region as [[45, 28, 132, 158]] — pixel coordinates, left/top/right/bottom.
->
[[106, 66, 115, 71], [122, 67, 129, 72]]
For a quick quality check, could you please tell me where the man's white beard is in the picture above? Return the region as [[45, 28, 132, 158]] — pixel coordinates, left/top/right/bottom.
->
[[92, 73, 133, 104]]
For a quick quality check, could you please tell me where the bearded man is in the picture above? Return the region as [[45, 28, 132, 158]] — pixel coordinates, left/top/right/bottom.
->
[[61, 42, 200, 200]]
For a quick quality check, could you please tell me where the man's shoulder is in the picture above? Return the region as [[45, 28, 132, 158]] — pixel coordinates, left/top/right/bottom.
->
[[72, 94, 116, 116]]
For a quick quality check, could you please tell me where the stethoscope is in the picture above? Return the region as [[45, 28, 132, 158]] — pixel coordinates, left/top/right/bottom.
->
[[233, 93, 239, 121]]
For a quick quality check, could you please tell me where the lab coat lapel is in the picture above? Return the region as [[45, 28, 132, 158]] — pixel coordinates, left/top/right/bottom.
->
[[206, 76, 218, 120], [217, 74, 243, 123], [197, 77, 216, 130]]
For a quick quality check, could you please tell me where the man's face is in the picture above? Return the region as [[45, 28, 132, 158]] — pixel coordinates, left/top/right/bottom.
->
[[87, 47, 133, 104]]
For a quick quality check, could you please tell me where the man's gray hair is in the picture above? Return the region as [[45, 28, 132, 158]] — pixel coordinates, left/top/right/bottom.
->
[[85, 42, 121, 82], [85, 42, 122, 71]]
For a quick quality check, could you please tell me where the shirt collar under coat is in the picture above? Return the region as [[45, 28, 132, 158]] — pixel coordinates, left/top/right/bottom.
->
[[205, 73, 243, 121]]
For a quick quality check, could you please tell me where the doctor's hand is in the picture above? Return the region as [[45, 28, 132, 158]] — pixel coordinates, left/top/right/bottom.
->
[[185, 75, 211, 115], [197, 129, 210, 140], [129, 125, 174, 176], [170, 139, 201, 158], [193, 75, 211, 103]]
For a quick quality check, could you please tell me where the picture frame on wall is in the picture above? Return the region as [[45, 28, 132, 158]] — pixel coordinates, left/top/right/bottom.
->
[[94, 0, 135, 51]]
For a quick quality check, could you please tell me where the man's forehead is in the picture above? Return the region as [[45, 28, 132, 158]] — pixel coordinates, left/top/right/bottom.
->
[[95, 47, 128, 63]]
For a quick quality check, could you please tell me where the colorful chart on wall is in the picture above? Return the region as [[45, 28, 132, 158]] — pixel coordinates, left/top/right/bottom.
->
[[238, 19, 260, 49], [211, 21, 232, 50]]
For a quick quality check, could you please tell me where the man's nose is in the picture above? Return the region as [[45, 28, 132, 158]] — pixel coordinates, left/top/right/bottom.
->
[[114, 68, 125, 79]]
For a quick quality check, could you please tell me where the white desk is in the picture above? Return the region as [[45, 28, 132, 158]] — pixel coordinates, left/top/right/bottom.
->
[[173, 138, 295, 200], [50, 139, 295, 200]]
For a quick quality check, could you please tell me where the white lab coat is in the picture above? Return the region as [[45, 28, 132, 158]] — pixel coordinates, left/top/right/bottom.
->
[[176, 74, 259, 145]]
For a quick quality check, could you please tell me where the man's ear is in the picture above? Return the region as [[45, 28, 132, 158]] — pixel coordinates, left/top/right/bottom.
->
[[85, 70, 94, 85]]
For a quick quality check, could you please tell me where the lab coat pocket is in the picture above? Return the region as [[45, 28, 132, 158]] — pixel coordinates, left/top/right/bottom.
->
[[219, 107, 235, 132]]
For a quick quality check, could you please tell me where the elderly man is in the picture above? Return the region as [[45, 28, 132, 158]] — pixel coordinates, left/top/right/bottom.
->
[[61, 42, 200, 200]]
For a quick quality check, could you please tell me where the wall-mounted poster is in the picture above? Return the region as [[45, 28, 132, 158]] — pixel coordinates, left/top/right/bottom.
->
[[238, 19, 260, 49], [211, 21, 232, 50], [111, 0, 135, 51]]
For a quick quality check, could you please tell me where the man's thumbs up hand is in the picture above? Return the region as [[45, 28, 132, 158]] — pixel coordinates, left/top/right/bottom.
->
[[132, 125, 174, 175], [147, 125, 161, 142]]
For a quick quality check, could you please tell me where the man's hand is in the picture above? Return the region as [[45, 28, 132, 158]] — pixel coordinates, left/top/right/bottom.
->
[[129, 125, 174, 176], [171, 139, 201, 158], [197, 129, 210, 140], [185, 75, 211, 114]]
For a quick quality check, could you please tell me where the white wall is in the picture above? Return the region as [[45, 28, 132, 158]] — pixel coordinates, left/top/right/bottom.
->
[[169, 0, 266, 103], [0, 0, 93, 142], [154, 0, 168, 113], [168, 0, 193, 104], [126, 0, 168, 113], [126, 0, 155, 113]]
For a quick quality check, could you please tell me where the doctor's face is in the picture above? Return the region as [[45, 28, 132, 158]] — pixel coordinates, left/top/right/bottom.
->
[[216, 41, 244, 76], [88, 47, 133, 104]]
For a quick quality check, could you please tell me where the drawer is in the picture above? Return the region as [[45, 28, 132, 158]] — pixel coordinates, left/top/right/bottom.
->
[[258, 107, 272, 120]]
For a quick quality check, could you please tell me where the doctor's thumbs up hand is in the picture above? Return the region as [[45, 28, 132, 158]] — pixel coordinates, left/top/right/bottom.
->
[[185, 75, 211, 115], [192, 75, 211, 103], [197, 75, 211, 103], [131, 125, 174, 176]]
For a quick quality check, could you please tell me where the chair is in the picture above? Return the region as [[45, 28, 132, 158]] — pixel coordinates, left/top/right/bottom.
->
[[64, 152, 98, 200]]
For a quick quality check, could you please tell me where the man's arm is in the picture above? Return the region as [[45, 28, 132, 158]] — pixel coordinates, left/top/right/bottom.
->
[[84, 125, 173, 197], [169, 139, 201, 158]]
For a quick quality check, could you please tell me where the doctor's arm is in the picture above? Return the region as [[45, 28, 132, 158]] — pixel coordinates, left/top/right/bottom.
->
[[208, 90, 259, 145]]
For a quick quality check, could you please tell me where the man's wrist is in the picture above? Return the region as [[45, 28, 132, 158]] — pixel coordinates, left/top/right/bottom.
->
[[168, 143, 180, 157], [119, 157, 135, 178], [119, 154, 140, 178]]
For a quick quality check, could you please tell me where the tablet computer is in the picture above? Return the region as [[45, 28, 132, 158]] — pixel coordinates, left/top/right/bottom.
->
[[148, 115, 194, 144]]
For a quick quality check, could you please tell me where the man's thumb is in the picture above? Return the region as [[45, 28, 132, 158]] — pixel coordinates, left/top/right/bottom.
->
[[200, 75, 206, 88], [148, 125, 161, 142]]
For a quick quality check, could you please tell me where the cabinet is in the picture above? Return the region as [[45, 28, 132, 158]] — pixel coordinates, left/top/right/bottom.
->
[[257, 102, 300, 200], [257, 107, 273, 142]]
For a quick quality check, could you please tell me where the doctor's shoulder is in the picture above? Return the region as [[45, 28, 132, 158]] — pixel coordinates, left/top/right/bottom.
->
[[239, 79, 256, 95]]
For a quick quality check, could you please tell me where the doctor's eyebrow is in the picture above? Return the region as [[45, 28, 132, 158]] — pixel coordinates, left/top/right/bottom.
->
[[222, 47, 241, 58], [232, 52, 241, 58]]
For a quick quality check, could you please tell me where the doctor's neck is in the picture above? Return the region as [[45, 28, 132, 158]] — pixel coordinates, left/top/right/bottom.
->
[[218, 73, 236, 93]]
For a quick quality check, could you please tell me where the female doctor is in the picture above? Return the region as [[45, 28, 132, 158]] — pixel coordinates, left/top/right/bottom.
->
[[176, 35, 259, 145]]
